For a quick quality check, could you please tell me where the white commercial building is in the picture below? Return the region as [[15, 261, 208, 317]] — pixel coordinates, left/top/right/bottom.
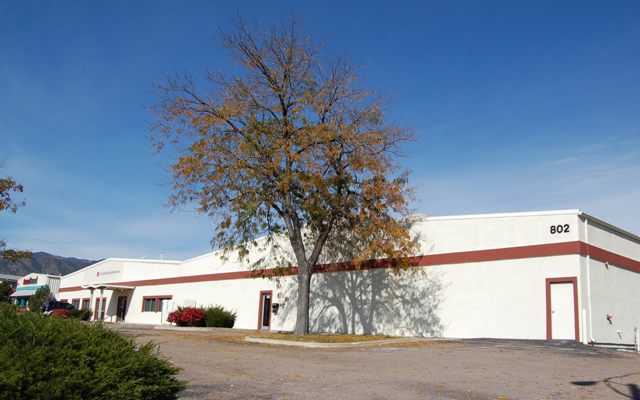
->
[[0, 273, 22, 290], [58, 210, 640, 346], [12, 273, 61, 308]]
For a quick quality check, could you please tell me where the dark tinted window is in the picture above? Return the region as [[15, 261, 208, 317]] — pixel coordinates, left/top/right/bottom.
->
[[143, 298, 156, 312]]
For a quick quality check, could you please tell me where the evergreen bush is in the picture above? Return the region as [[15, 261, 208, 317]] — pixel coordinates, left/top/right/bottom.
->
[[0, 281, 12, 304], [70, 308, 92, 321], [204, 305, 237, 328], [27, 286, 55, 312], [0, 304, 187, 400]]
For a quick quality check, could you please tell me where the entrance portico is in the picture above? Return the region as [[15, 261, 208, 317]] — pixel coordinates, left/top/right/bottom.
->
[[81, 284, 135, 321]]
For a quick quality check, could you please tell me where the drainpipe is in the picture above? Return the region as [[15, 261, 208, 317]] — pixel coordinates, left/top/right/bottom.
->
[[584, 216, 594, 343]]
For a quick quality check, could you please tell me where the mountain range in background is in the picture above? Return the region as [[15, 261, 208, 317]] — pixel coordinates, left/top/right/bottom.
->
[[0, 252, 99, 277]]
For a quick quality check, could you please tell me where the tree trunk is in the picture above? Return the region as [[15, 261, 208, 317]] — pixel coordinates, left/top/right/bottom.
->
[[294, 263, 313, 335]]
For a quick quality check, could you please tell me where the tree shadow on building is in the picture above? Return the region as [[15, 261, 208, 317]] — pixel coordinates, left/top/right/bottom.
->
[[275, 268, 446, 337]]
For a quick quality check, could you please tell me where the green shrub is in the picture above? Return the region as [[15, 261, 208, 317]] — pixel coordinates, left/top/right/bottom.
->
[[204, 305, 237, 328], [70, 308, 92, 321], [28, 286, 55, 312], [0, 304, 187, 400], [0, 281, 12, 304]]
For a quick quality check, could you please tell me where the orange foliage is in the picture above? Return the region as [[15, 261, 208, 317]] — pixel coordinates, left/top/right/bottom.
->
[[0, 162, 32, 263], [148, 13, 420, 334]]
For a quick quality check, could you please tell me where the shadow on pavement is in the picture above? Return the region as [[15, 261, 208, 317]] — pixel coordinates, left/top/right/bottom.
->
[[573, 372, 640, 399]]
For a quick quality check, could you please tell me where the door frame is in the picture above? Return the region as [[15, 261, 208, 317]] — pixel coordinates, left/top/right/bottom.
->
[[545, 277, 579, 341], [257, 290, 273, 330], [117, 296, 128, 322], [94, 297, 107, 321]]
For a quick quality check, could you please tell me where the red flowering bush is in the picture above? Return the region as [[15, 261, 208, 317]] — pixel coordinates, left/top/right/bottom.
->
[[167, 311, 185, 326], [167, 308, 205, 327], [183, 308, 206, 326], [50, 309, 71, 318]]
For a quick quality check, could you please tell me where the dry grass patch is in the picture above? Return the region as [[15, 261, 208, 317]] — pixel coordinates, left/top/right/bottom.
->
[[250, 332, 399, 343], [169, 330, 249, 344]]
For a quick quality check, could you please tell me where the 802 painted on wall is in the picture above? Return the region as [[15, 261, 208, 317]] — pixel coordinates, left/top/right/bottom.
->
[[550, 224, 570, 234]]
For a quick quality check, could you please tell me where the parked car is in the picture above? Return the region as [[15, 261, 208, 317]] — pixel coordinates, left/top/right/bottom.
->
[[41, 301, 76, 315]]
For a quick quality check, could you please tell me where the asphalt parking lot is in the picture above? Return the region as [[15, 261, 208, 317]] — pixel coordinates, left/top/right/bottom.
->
[[113, 325, 640, 400]]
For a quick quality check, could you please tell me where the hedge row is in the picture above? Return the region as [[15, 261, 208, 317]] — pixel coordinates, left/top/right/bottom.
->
[[0, 304, 187, 400], [168, 305, 236, 328]]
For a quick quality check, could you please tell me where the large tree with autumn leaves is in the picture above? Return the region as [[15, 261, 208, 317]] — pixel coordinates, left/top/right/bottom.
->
[[148, 14, 419, 335]]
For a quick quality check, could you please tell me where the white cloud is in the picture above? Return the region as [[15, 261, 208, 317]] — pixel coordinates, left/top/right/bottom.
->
[[541, 157, 577, 166], [413, 153, 640, 235]]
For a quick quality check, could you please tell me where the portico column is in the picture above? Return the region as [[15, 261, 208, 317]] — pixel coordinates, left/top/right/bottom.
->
[[98, 288, 105, 321], [89, 289, 95, 321]]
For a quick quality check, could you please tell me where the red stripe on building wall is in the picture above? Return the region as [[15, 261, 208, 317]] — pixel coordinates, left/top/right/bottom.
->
[[59, 241, 640, 292], [585, 244, 640, 273], [59, 270, 286, 292], [60, 286, 86, 292], [412, 241, 583, 267]]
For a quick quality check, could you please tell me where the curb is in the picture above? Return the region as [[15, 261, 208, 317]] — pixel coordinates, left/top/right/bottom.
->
[[244, 336, 430, 348], [153, 325, 256, 333]]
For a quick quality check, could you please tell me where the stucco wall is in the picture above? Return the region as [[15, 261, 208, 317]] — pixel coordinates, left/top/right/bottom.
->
[[576, 217, 640, 345], [266, 254, 581, 340], [411, 211, 580, 255], [586, 259, 640, 344], [56, 210, 640, 344], [585, 218, 640, 263]]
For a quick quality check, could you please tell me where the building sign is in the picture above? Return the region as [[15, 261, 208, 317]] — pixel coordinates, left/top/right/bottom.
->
[[23, 277, 38, 285], [97, 270, 121, 277], [85, 266, 124, 283]]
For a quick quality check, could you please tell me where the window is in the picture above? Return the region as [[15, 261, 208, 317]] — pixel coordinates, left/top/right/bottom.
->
[[142, 296, 173, 313], [60, 299, 68, 303], [82, 299, 90, 310], [72, 299, 80, 309], [157, 298, 171, 312], [143, 298, 156, 312]]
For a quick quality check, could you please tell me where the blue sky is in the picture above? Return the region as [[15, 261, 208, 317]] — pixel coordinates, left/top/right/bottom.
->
[[1, 1, 639, 261]]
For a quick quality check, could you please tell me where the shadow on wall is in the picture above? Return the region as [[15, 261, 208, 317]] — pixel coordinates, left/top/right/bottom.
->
[[276, 268, 446, 337]]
